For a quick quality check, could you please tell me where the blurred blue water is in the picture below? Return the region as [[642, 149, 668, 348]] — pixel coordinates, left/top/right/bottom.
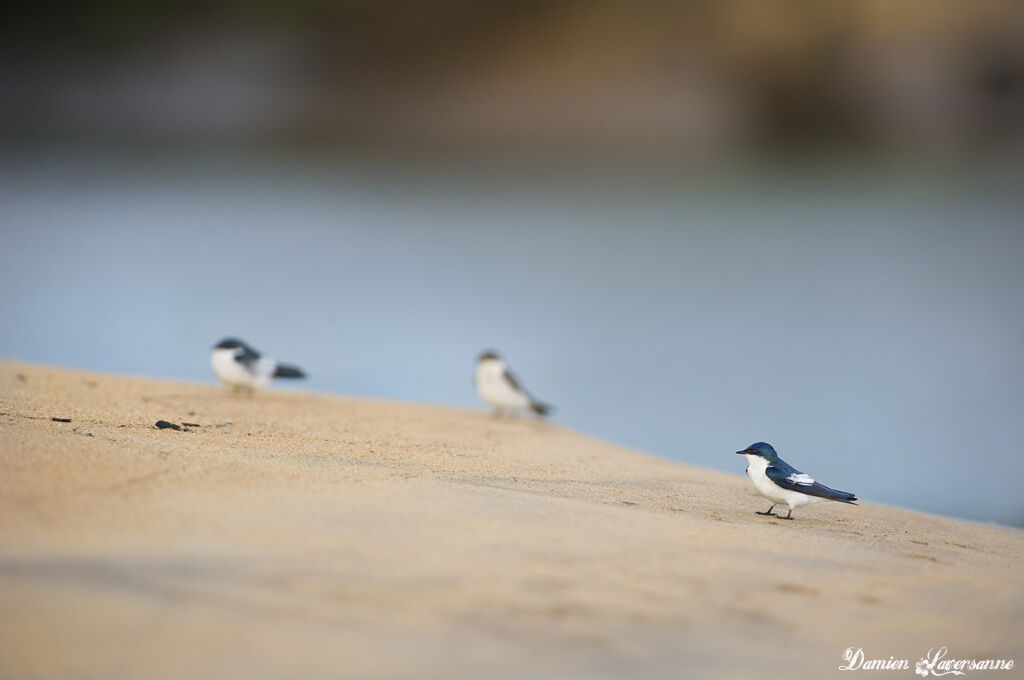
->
[[3, 154, 1023, 525]]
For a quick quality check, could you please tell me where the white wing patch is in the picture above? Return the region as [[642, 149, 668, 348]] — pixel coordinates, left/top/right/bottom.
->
[[787, 472, 815, 486]]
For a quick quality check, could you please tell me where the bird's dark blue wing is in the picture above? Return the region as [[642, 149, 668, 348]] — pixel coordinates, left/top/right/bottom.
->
[[504, 368, 552, 415], [765, 466, 857, 503], [235, 346, 261, 369], [503, 368, 523, 392], [770, 456, 804, 478]]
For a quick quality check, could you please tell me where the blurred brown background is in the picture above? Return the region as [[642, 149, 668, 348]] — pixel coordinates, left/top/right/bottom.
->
[[3, 0, 1023, 157]]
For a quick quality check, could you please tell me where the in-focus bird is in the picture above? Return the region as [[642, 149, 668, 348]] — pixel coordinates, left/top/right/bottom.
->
[[736, 442, 857, 519], [475, 350, 552, 417], [211, 338, 306, 391]]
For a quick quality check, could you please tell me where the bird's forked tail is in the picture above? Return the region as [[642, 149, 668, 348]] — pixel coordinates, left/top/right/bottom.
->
[[273, 364, 306, 379], [530, 400, 553, 416]]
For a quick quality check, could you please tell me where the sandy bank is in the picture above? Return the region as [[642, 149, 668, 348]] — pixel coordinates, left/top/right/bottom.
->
[[1, 361, 1021, 679]]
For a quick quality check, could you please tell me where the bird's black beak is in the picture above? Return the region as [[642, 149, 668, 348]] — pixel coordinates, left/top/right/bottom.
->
[[736, 449, 752, 455]]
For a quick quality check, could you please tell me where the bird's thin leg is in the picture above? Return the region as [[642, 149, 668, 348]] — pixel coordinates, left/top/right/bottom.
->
[[756, 505, 776, 516], [783, 508, 794, 520]]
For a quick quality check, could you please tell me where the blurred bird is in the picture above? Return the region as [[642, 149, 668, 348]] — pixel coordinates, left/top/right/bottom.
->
[[211, 338, 306, 391], [736, 442, 856, 519], [475, 350, 552, 417]]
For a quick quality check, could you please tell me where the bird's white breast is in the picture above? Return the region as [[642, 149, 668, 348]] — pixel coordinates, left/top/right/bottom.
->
[[211, 348, 274, 389], [475, 359, 530, 409], [743, 454, 823, 510]]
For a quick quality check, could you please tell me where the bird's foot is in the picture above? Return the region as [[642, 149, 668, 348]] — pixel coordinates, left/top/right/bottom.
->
[[755, 511, 776, 516]]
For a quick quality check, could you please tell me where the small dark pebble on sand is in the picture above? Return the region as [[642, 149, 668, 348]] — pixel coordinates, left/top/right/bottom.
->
[[155, 420, 182, 431], [51, 417, 72, 423]]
